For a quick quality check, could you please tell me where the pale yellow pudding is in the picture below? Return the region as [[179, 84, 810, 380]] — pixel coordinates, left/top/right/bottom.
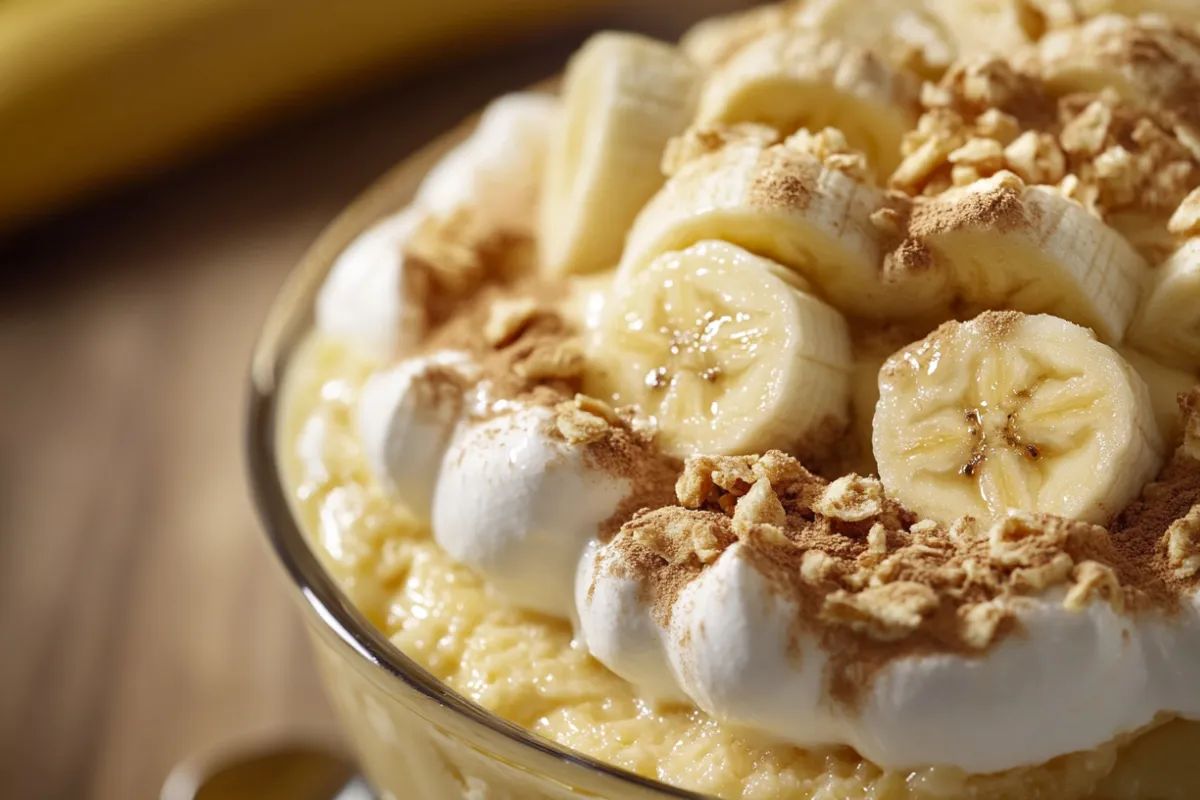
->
[[272, 2, 1200, 797], [281, 334, 1200, 800]]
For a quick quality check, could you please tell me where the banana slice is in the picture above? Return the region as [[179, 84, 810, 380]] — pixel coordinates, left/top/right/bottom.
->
[[1060, 0, 1200, 25], [696, 29, 920, 179], [557, 270, 614, 335], [847, 327, 924, 476], [617, 137, 944, 319], [1120, 346, 1198, 447], [539, 32, 701, 276], [1026, 13, 1200, 117], [589, 240, 852, 459], [1128, 239, 1200, 369], [679, 3, 792, 69], [904, 171, 1149, 343], [792, 0, 1034, 79], [875, 311, 1163, 527]]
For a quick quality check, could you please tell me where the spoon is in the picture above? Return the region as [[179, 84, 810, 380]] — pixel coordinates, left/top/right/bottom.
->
[[162, 741, 370, 800]]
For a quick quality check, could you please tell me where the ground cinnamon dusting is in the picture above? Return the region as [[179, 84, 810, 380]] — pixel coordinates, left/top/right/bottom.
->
[[605, 508, 737, 625], [379, 14, 1200, 722], [423, 280, 578, 404], [748, 144, 821, 211], [593, 440, 1200, 709], [1111, 452, 1200, 598], [401, 207, 534, 333], [423, 281, 683, 548], [908, 179, 1031, 237], [887, 19, 1200, 260]]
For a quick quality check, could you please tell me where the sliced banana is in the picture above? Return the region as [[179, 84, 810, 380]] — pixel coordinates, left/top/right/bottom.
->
[[539, 32, 701, 276], [875, 311, 1163, 528], [696, 29, 920, 179], [1120, 346, 1198, 447], [905, 172, 1149, 343], [556, 270, 614, 335], [589, 240, 852, 459], [1025, 15, 1200, 134], [793, 0, 1034, 79], [679, 3, 792, 69], [847, 327, 924, 475], [1128, 239, 1200, 369], [617, 138, 944, 319]]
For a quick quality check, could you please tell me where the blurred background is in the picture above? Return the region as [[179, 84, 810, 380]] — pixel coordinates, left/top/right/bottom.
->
[[0, 1, 752, 798]]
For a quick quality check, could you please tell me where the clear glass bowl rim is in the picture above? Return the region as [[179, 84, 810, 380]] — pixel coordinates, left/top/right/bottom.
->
[[243, 110, 711, 799]]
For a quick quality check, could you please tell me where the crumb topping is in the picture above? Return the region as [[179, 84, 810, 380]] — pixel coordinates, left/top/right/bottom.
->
[[783, 128, 873, 182], [1168, 186, 1200, 236], [593, 446, 1200, 707], [661, 123, 781, 177], [355, 8, 1200, 718], [403, 207, 533, 333], [1165, 506, 1200, 580], [887, 26, 1200, 259]]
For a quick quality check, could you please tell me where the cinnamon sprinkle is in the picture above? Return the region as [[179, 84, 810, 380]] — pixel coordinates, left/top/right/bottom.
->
[[592, 445, 1199, 710]]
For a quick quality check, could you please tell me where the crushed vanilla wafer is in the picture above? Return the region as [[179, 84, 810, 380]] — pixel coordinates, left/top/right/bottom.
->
[[784, 128, 873, 181], [1165, 506, 1200, 579], [662, 123, 781, 176], [889, 35, 1200, 257], [594, 445, 1200, 706]]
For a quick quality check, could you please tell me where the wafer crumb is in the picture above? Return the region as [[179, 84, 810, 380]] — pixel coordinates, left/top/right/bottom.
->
[[814, 475, 886, 522], [785, 128, 871, 181], [1169, 187, 1200, 236], [1165, 506, 1200, 579], [959, 600, 1007, 649], [484, 297, 539, 347], [733, 479, 787, 535], [554, 401, 611, 445], [514, 338, 584, 380], [662, 124, 781, 177], [1065, 560, 1125, 612], [1182, 388, 1200, 462], [822, 582, 940, 642]]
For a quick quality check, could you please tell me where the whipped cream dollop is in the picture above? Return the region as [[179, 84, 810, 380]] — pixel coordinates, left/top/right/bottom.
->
[[433, 404, 631, 617], [417, 92, 559, 234], [581, 536, 1200, 772], [315, 208, 426, 359], [354, 341, 666, 617], [357, 351, 478, 519], [319, 77, 1200, 776], [315, 93, 558, 359]]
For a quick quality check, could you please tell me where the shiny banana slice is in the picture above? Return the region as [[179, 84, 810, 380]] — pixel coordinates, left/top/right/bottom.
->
[[1120, 347, 1198, 447], [617, 137, 943, 319], [539, 32, 701, 276], [696, 28, 921, 178], [792, 0, 1034, 79], [679, 3, 792, 69], [1026, 13, 1200, 120], [904, 171, 1149, 343], [847, 327, 924, 476], [1128, 239, 1200, 369], [556, 270, 614, 336], [875, 311, 1163, 527], [589, 240, 852, 458]]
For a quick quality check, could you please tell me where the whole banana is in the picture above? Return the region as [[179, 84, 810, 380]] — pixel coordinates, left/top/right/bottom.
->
[[0, 0, 616, 230]]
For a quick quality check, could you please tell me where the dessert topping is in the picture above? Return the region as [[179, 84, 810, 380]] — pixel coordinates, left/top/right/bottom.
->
[[661, 123, 780, 177]]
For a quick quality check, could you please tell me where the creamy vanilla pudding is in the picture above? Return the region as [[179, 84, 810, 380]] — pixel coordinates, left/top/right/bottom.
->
[[280, 3, 1200, 798]]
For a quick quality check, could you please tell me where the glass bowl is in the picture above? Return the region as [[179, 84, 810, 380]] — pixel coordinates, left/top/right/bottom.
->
[[245, 114, 709, 800]]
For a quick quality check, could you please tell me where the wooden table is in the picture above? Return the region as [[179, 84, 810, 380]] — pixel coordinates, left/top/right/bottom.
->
[[0, 5, 750, 798]]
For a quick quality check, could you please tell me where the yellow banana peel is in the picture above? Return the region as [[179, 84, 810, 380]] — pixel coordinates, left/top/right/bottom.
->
[[0, 0, 614, 230]]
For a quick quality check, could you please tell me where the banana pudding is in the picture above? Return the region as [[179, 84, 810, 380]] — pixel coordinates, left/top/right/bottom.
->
[[281, 2, 1200, 798]]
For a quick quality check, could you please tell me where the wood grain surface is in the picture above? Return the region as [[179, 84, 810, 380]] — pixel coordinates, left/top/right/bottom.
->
[[0, 5, 749, 799]]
